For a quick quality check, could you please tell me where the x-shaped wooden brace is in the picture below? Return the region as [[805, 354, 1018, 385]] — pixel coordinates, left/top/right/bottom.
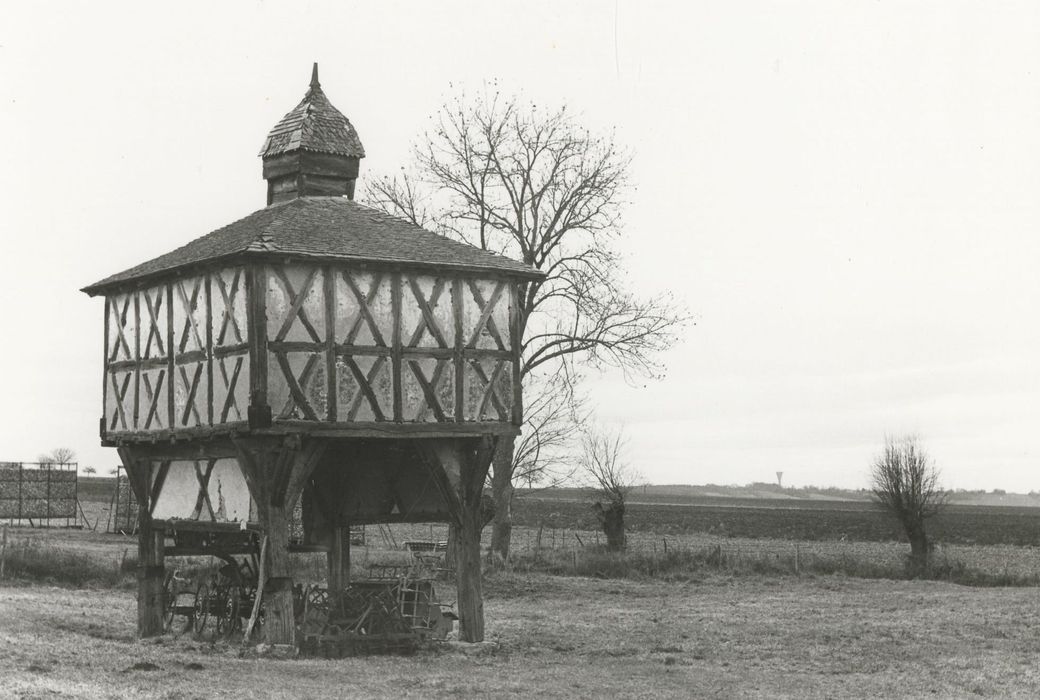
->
[[214, 269, 244, 346], [274, 352, 321, 421], [141, 370, 166, 429], [341, 356, 388, 421], [273, 267, 322, 343], [466, 280, 507, 350], [341, 271, 387, 346], [469, 359, 509, 421], [216, 356, 245, 423], [109, 370, 133, 430], [190, 459, 218, 520], [175, 277, 205, 354], [177, 362, 204, 426], [147, 460, 172, 516], [108, 294, 133, 362], [406, 276, 449, 348], [141, 288, 166, 360], [408, 359, 449, 421]]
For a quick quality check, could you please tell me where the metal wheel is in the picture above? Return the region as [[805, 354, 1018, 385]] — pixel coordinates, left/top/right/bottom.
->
[[193, 581, 210, 634], [162, 571, 177, 631], [300, 584, 329, 636], [217, 583, 241, 637]]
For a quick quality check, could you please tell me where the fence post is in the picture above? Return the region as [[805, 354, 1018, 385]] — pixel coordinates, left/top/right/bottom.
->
[[1, 525, 7, 579], [795, 544, 800, 575]]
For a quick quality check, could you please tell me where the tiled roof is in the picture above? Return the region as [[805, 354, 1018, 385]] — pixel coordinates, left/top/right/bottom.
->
[[82, 197, 542, 294], [259, 65, 365, 159]]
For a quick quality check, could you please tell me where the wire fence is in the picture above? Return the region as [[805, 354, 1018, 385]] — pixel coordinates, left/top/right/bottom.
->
[[0, 462, 78, 526]]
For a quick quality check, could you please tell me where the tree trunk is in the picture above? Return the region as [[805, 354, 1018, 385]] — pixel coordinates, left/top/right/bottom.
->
[[489, 437, 515, 563], [601, 502, 626, 551], [907, 523, 929, 575], [454, 509, 484, 642]]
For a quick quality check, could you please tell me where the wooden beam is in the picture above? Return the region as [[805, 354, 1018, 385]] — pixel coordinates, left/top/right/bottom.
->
[[113, 438, 240, 462], [133, 290, 141, 430], [258, 420, 520, 439], [391, 271, 403, 421], [102, 295, 110, 440], [115, 444, 164, 639], [205, 272, 214, 426], [510, 281, 522, 425], [453, 278, 464, 421], [148, 461, 171, 516], [116, 446, 149, 505], [246, 263, 270, 426], [327, 524, 350, 593], [324, 265, 337, 422], [283, 440, 327, 512]]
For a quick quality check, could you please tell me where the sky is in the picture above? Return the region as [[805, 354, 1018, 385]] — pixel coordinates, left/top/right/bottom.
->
[[2, 2, 1038, 491]]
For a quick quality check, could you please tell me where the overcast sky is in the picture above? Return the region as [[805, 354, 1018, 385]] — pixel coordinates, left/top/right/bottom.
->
[[2, 2, 1038, 490]]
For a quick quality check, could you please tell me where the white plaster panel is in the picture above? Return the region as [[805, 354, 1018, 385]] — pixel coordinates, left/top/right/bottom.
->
[[151, 462, 201, 520]]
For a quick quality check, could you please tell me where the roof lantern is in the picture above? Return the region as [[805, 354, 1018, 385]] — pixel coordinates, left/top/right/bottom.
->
[[259, 63, 366, 204]]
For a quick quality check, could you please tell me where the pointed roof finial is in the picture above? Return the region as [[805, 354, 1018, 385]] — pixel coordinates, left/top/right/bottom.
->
[[310, 62, 320, 90]]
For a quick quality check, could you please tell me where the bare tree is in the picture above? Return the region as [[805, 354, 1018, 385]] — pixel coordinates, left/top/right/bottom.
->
[[581, 428, 639, 551], [38, 447, 76, 468], [870, 435, 948, 573], [511, 369, 586, 491], [82, 466, 97, 475], [366, 89, 688, 559]]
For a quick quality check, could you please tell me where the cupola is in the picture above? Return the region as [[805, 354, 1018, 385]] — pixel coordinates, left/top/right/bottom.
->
[[259, 63, 366, 204]]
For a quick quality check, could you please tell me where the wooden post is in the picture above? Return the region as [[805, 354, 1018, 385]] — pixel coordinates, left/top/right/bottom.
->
[[137, 506, 165, 637], [234, 436, 326, 647], [327, 523, 350, 593], [244, 535, 268, 642], [262, 503, 295, 646], [421, 437, 495, 643], [1, 525, 7, 580], [454, 503, 484, 642], [118, 447, 164, 638]]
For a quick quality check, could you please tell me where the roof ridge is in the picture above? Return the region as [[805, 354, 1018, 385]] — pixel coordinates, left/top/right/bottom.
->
[[82, 196, 542, 295]]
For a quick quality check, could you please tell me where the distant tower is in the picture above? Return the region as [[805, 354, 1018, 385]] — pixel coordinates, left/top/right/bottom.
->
[[776, 471, 784, 488]]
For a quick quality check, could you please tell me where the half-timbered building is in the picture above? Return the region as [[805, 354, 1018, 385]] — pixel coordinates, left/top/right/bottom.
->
[[82, 65, 541, 645]]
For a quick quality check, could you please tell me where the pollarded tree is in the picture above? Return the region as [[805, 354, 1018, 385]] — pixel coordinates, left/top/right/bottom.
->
[[581, 427, 639, 551], [870, 435, 948, 573], [366, 89, 687, 560]]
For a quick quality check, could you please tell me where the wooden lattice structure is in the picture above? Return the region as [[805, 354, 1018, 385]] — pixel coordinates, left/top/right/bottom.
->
[[0, 462, 78, 525], [82, 65, 540, 644]]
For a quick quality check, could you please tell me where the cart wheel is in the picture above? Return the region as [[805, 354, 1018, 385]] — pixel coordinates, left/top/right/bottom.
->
[[217, 584, 241, 637], [193, 581, 210, 634], [162, 571, 177, 631]]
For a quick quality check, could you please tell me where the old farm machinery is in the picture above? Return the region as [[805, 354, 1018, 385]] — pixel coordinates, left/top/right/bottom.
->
[[160, 520, 267, 637], [159, 519, 456, 653]]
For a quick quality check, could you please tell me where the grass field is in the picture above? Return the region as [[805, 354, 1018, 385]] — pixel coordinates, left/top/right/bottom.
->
[[3, 573, 1040, 698], [3, 484, 1040, 697], [513, 491, 1040, 546]]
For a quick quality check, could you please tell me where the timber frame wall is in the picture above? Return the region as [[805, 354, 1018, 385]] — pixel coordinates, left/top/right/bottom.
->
[[102, 259, 523, 444]]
